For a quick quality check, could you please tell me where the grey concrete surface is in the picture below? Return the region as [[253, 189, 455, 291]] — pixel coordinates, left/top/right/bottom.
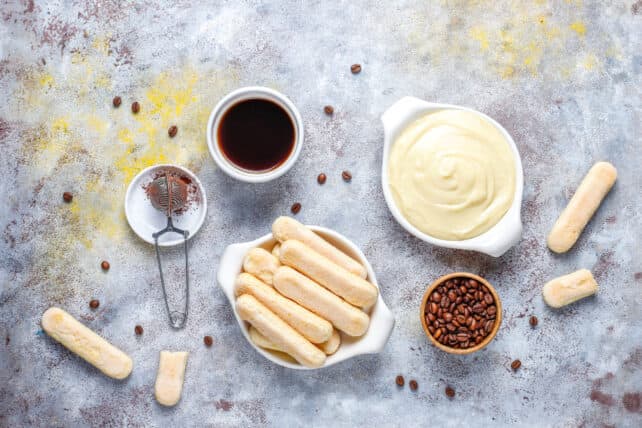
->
[[0, 1, 640, 427]]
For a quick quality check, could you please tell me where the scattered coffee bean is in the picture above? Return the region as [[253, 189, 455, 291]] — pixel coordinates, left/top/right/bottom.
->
[[409, 380, 418, 391], [317, 173, 327, 185], [134, 325, 143, 335], [63, 192, 73, 203], [350, 64, 362, 74], [112, 96, 122, 107], [511, 359, 522, 371], [341, 170, 352, 182], [131, 101, 140, 114], [529, 315, 538, 327], [204, 336, 213, 347], [395, 375, 404, 387], [291, 202, 301, 214], [424, 277, 497, 350], [101, 261, 110, 271], [323, 105, 334, 115], [168, 125, 178, 138], [89, 299, 100, 309], [445, 386, 455, 398]]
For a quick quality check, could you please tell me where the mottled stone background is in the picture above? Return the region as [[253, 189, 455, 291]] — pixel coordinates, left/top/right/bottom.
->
[[1, 1, 640, 427]]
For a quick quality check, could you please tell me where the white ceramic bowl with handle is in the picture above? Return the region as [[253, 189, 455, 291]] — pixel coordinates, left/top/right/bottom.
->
[[381, 96, 524, 257], [217, 226, 395, 370]]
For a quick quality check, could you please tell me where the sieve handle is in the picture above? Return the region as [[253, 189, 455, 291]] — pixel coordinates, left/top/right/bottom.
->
[[152, 217, 190, 329]]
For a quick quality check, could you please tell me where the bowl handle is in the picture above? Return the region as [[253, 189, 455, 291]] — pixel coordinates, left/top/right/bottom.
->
[[350, 298, 395, 355], [381, 96, 425, 135], [470, 210, 523, 257]]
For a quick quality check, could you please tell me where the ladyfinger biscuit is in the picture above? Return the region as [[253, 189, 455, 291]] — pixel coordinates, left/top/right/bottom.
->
[[273, 266, 370, 337], [547, 162, 617, 253], [41, 307, 132, 380], [272, 216, 367, 278], [235, 273, 333, 343], [250, 326, 341, 356], [271, 243, 281, 258], [279, 240, 378, 308], [154, 351, 188, 407], [249, 326, 284, 352], [317, 329, 341, 355], [243, 247, 280, 285], [236, 294, 326, 368], [542, 269, 598, 308]]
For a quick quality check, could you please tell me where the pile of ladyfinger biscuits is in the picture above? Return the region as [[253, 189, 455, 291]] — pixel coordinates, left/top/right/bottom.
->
[[41, 307, 189, 407], [235, 216, 379, 368], [542, 162, 617, 308]]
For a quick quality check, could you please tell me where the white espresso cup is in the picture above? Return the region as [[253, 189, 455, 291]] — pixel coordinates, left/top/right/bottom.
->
[[206, 86, 304, 183]]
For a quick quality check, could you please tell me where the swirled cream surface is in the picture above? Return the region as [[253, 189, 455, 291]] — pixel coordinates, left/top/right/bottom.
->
[[388, 109, 515, 240]]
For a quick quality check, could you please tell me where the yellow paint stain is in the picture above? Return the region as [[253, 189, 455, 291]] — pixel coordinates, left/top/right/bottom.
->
[[91, 35, 111, 55], [470, 27, 489, 50], [51, 117, 70, 134], [582, 54, 598, 70], [38, 73, 54, 87], [143, 70, 199, 126], [117, 128, 134, 144], [85, 114, 110, 135], [570, 22, 586, 36], [523, 42, 543, 76]]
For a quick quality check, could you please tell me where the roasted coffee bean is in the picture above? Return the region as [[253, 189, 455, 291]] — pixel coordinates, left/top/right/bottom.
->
[[445, 386, 455, 398], [290, 202, 301, 214], [443, 312, 453, 322], [323, 105, 334, 115], [409, 380, 418, 391], [468, 279, 477, 288], [432, 292, 442, 302], [429, 302, 438, 314], [487, 305, 496, 315], [484, 293, 493, 305], [131, 101, 140, 113], [134, 325, 143, 335], [168, 125, 178, 138], [448, 290, 457, 301], [427, 312, 436, 322], [394, 375, 405, 387], [341, 170, 352, 181], [433, 328, 442, 339], [511, 359, 521, 371], [204, 336, 214, 347], [112, 96, 122, 107], [101, 260, 110, 271], [529, 315, 538, 327], [63, 192, 73, 203], [350, 64, 362, 74], [89, 299, 99, 309], [456, 333, 469, 342], [446, 323, 456, 332], [427, 325, 435, 334], [317, 173, 327, 184]]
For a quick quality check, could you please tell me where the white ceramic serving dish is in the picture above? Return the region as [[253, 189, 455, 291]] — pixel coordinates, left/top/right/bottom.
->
[[125, 164, 207, 247], [218, 226, 395, 370], [206, 86, 304, 183], [381, 96, 523, 257]]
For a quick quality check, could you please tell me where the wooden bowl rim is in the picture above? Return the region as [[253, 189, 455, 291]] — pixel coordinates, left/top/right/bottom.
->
[[419, 272, 502, 355]]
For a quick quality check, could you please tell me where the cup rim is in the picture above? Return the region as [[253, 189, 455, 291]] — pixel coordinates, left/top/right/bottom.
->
[[419, 272, 502, 355], [206, 86, 303, 183]]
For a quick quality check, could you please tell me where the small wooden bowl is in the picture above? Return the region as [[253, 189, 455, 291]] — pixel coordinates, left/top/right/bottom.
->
[[420, 272, 502, 355]]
